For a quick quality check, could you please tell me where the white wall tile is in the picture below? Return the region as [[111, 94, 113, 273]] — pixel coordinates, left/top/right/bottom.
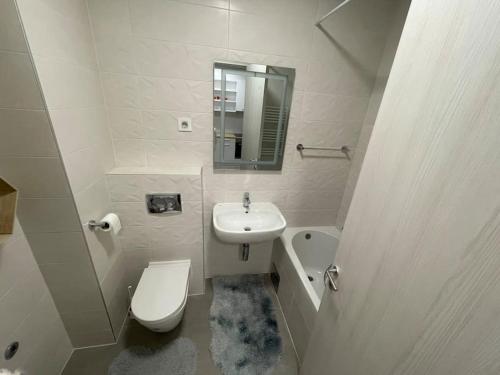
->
[[111, 202, 148, 226], [306, 60, 374, 97], [0, 109, 57, 157], [0, 51, 44, 109], [146, 140, 212, 169], [286, 166, 348, 192], [136, 39, 226, 81], [94, 33, 137, 74], [149, 225, 202, 248], [139, 77, 212, 112], [0, 0, 27, 52], [129, 0, 229, 47], [16, 198, 82, 233], [16, 293, 73, 374], [108, 108, 144, 139], [33, 0, 89, 22], [286, 190, 342, 210], [0, 157, 71, 198], [0, 229, 38, 298], [60, 310, 112, 337], [87, 0, 132, 36], [142, 111, 213, 142], [229, 12, 312, 58], [281, 209, 336, 227], [0, 219, 71, 373], [73, 177, 112, 223], [0, 268, 46, 342], [84, 228, 121, 282], [101, 72, 140, 108], [67, 329, 115, 348], [107, 174, 145, 202], [39, 262, 106, 314], [230, 0, 318, 20], [302, 93, 369, 123], [48, 107, 112, 156], [118, 225, 150, 250], [224, 171, 289, 191], [34, 57, 104, 109], [65, 146, 108, 193], [17, 0, 97, 68], [114, 138, 147, 167], [26, 231, 90, 265]]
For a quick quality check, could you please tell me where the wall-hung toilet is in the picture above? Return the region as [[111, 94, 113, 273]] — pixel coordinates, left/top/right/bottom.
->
[[131, 260, 190, 332]]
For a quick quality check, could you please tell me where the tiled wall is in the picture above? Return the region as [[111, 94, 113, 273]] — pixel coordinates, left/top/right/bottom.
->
[[15, 0, 128, 339], [0, 220, 72, 374], [336, 0, 411, 228], [106, 167, 204, 295], [272, 239, 317, 363], [86, 0, 401, 276], [0, 0, 114, 348]]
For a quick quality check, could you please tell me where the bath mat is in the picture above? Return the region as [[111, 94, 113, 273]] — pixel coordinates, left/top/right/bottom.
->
[[108, 337, 197, 375], [209, 274, 282, 375]]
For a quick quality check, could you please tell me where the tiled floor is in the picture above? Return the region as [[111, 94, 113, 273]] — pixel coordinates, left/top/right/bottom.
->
[[62, 277, 298, 375]]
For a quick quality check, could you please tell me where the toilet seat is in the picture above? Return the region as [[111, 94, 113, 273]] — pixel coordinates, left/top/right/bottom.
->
[[131, 260, 190, 331]]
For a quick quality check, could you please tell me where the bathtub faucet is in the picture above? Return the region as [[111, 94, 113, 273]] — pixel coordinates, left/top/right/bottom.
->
[[243, 192, 251, 211]]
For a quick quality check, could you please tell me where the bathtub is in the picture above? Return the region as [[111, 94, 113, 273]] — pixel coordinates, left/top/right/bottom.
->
[[279, 226, 340, 309], [271, 226, 340, 361]]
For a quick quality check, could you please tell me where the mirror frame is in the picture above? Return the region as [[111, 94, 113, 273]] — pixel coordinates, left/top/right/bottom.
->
[[213, 61, 295, 170]]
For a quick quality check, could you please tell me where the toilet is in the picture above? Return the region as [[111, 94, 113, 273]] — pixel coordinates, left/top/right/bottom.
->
[[131, 260, 190, 332]]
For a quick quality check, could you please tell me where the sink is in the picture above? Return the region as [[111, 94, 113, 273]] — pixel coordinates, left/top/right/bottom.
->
[[213, 202, 287, 244]]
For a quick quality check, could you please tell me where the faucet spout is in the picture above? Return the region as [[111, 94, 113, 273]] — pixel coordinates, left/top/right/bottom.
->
[[243, 192, 251, 211]]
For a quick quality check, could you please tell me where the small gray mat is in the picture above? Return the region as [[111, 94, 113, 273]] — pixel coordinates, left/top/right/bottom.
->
[[209, 274, 282, 375], [108, 337, 197, 375]]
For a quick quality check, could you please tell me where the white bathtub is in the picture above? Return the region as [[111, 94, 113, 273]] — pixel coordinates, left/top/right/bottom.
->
[[271, 226, 340, 361], [279, 226, 340, 310]]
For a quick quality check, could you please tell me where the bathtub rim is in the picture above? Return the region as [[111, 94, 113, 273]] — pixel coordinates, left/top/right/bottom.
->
[[279, 226, 341, 311]]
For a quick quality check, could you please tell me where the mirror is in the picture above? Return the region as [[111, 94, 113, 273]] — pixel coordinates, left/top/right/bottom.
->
[[213, 62, 295, 170]]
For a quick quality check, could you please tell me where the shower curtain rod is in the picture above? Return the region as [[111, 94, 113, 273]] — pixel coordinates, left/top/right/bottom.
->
[[315, 0, 354, 27]]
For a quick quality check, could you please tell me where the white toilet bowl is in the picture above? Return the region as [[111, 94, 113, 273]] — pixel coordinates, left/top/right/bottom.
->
[[131, 260, 190, 332]]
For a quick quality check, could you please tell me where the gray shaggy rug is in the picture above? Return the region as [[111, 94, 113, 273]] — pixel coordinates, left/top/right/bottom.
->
[[209, 274, 282, 375], [108, 337, 196, 375]]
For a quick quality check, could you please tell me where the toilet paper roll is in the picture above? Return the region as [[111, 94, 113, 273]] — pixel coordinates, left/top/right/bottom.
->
[[100, 213, 121, 235]]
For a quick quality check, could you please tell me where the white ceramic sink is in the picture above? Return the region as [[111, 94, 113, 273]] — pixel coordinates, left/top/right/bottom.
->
[[213, 202, 287, 244]]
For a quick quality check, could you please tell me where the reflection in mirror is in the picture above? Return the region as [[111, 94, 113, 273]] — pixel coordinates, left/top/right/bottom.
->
[[213, 62, 295, 170]]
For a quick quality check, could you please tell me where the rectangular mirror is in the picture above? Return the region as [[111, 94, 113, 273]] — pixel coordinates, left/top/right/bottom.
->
[[213, 62, 295, 170]]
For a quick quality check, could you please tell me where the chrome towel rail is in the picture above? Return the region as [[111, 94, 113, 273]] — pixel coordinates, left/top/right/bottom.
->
[[296, 143, 349, 153]]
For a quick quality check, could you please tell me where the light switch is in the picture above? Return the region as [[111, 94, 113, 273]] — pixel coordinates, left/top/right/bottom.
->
[[178, 117, 192, 132]]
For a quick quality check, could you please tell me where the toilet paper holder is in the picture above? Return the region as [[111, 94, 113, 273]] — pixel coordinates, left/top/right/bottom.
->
[[88, 220, 110, 231]]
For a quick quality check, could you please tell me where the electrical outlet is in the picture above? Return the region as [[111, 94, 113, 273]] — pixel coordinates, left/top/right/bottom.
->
[[178, 117, 192, 132]]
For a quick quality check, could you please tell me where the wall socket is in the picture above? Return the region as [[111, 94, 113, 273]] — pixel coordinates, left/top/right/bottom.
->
[[178, 117, 192, 132]]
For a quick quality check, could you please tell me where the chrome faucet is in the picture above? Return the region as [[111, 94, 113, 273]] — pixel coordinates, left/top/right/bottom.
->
[[243, 192, 251, 211]]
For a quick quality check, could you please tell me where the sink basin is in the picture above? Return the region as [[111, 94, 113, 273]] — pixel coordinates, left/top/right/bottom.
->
[[213, 202, 287, 244]]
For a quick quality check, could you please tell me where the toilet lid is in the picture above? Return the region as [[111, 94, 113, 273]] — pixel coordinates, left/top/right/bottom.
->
[[132, 261, 190, 323]]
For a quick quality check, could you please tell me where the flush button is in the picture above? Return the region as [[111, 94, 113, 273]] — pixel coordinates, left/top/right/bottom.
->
[[146, 194, 182, 214]]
